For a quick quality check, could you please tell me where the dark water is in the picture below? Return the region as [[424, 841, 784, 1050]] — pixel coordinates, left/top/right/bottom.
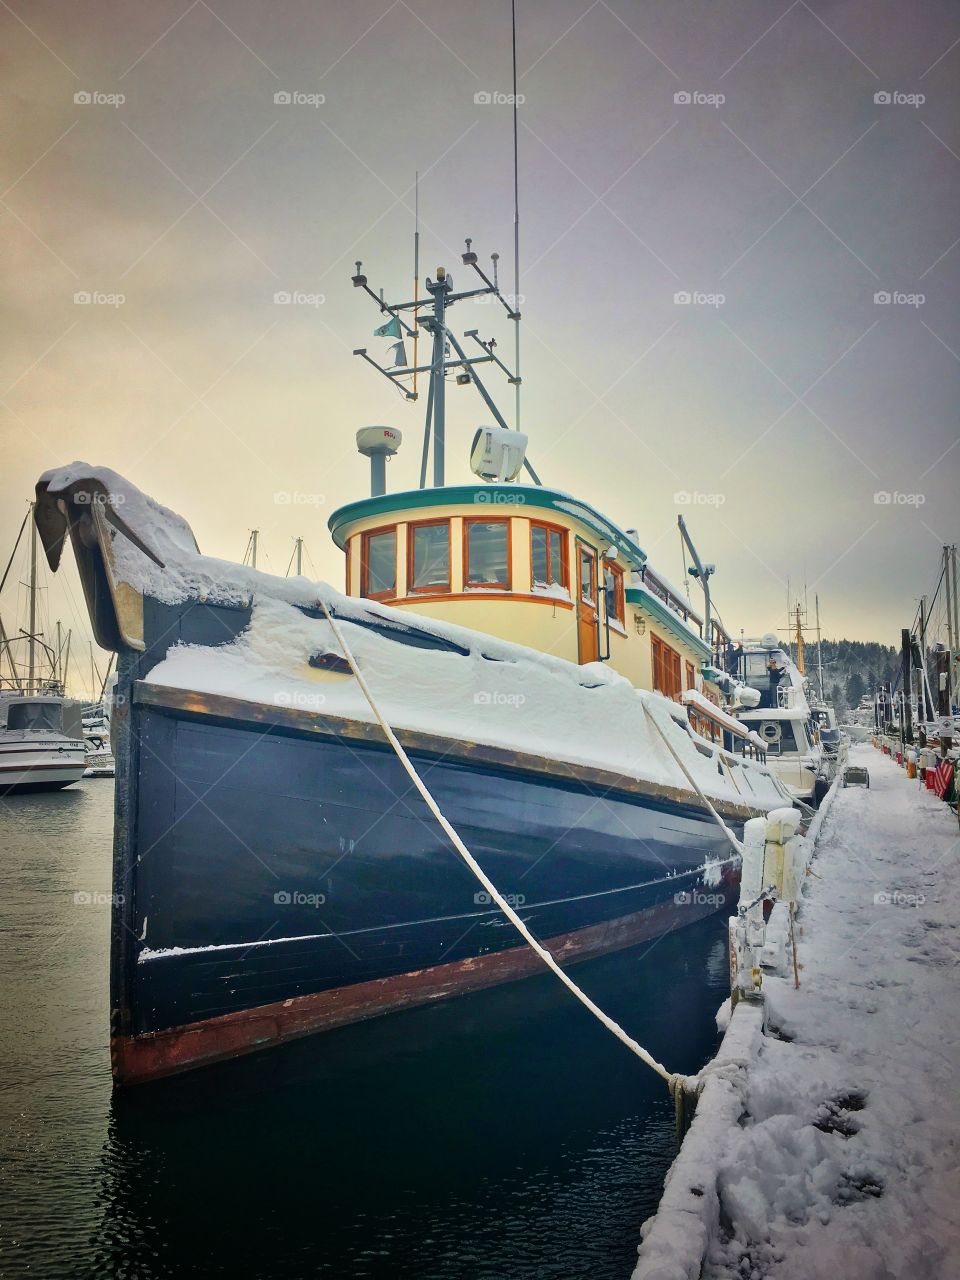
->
[[0, 782, 729, 1280]]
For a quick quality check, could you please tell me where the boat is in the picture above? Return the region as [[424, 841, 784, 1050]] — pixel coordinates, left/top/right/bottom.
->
[[82, 699, 115, 778], [31, 224, 801, 1084], [0, 506, 87, 794], [729, 631, 832, 804]]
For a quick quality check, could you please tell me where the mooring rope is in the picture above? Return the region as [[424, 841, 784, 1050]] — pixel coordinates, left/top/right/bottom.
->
[[641, 703, 745, 858], [317, 597, 692, 1096]]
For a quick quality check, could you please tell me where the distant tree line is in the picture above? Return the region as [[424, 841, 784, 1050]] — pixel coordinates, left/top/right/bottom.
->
[[794, 639, 899, 717]]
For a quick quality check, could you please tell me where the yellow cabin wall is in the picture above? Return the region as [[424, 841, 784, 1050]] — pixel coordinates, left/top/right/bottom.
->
[[340, 501, 710, 695]]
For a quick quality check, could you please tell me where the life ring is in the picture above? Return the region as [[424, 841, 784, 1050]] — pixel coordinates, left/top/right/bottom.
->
[[760, 721, 782, 744]]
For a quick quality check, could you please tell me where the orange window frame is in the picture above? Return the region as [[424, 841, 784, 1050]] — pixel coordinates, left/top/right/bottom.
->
[[359, 524, 398, 600], [462, 517, 512, 591], [529, 520, 569, 591], [686, 661, 696, 690], [577, 539, 597, 605], [605, 562, 625, 624], [407, 518, 452, 594]]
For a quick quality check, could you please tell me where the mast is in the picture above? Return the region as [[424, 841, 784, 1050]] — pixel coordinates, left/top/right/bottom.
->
[[28, 501, 37, 694], [815, 594, 824, 700], [945, 545, 955, 656], [794, 603, 805, 676], [243, 529, 259, 569]]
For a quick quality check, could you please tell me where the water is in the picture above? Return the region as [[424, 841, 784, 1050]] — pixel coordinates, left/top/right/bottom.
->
[[0, 782, 731, 1279]]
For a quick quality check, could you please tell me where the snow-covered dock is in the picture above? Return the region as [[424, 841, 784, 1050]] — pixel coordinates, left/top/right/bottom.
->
[[634, 743, 960, 1280]]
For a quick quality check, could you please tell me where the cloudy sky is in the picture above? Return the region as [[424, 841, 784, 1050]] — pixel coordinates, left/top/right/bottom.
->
[[2, 0, 958, 689]]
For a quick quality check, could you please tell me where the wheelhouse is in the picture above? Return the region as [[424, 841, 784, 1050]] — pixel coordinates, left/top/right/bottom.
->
[[329, 484, 723, 701]]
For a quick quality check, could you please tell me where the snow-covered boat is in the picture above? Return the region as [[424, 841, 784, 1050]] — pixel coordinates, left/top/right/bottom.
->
[[730, 634, 833, 804], [34, 460, 799, 1085], [30, 236, 803, 1084]]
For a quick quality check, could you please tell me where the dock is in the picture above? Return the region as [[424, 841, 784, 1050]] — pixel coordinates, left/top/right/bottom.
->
[[633, 743, 960, 1280]]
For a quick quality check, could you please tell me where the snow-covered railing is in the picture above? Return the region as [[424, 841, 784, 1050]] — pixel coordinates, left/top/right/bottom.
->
[[682, 690, 768, 755]]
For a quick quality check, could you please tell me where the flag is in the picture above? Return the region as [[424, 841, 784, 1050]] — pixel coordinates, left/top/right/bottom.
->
[[932, 758, 954, 800], [374, 315, 401, 338], [388, 340, 408, 367]]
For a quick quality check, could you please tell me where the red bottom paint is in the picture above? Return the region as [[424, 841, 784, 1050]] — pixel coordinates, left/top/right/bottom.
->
[[112, 891, 730, 1086]]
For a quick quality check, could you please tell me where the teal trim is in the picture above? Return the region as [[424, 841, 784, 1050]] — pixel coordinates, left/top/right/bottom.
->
[[625, 584, 711, 660], [328, 485, 647, 567]]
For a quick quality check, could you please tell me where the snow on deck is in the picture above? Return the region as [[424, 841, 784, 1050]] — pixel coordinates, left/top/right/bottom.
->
[[634, 744, 960, 1280]]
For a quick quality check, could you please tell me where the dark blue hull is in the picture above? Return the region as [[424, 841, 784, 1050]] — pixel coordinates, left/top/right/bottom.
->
[[109, 676, 758, 1083]]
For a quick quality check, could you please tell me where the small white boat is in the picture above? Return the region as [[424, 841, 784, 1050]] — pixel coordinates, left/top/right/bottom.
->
[[0, 692, 87, 793]]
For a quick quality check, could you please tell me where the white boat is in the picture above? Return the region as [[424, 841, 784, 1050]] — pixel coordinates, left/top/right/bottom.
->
[[730, 633, 831, 804], [0, 692, 86, 793], [81, 700, 115, 777]]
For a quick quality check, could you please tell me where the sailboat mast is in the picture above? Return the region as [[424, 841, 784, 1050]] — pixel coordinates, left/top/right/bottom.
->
[[815, 594, 824, 700], [28, 502, 37, 694]]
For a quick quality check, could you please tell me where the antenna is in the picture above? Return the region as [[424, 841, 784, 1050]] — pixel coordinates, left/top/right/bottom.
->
[[413, 171, 420, 397], [511, 0, 521, 433], [350, 3, 540, 490]]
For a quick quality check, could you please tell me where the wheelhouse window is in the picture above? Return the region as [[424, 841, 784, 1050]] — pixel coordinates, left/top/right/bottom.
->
[[530, 522, 568, 592], [360, 526, 397, 598], [604, 563, 625, 625], [651, 634, 683, 701], [464, 519, 510, 589], [408, 520, 450, 592]]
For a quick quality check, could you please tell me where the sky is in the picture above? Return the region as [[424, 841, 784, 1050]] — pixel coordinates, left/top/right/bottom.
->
[[2, 0, 958, 693]]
